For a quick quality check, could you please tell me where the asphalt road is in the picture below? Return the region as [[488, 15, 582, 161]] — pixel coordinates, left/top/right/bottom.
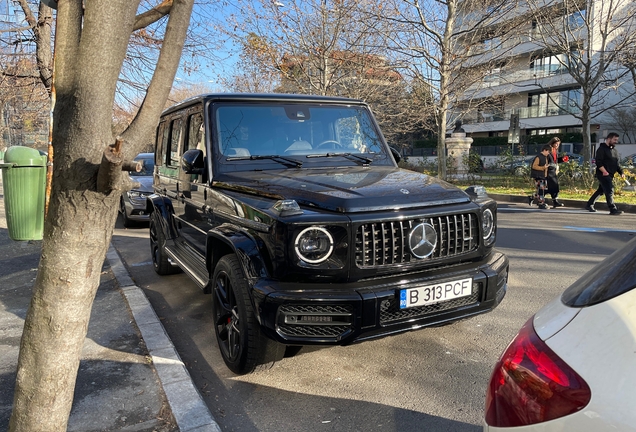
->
[[111, 203, 636, 432]]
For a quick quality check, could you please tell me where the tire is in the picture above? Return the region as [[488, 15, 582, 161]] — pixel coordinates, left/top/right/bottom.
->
[[212, 255, 284, 374], [149, 211, 180, 275], [120, 197, 134, 228]]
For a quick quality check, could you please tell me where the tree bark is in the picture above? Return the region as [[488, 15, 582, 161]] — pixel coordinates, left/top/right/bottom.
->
[[9, 1, 195, 430]]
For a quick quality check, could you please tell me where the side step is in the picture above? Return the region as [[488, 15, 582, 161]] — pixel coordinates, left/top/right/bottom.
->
[[165, 246, 208, 290]]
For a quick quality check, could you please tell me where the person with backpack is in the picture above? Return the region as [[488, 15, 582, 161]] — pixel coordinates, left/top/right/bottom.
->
[[546, 137, 569, 208], [529, 145, 551, 209]]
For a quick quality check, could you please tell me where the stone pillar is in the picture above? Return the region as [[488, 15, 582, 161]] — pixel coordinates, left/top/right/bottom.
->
[[445, 121, 473, 175]]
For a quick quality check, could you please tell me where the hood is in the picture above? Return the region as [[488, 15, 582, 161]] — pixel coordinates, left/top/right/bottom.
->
[[214, 167, 471, 212], [129, 175, 154, 192]]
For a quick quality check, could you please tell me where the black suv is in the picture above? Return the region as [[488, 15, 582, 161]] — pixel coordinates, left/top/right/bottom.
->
[[148, 93, 508, 374]]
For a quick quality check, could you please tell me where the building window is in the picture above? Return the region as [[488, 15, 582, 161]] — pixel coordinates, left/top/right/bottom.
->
[[530, 129, 563, 136], [483, 37, 501, 51], [567, 10, 585, 30], [530, 53, 567, 76], [527, 87, 581, 117], [484, 66, 502, 86]]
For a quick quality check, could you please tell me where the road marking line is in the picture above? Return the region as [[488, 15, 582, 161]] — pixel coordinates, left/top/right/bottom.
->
[[562, 226, 636, 233]]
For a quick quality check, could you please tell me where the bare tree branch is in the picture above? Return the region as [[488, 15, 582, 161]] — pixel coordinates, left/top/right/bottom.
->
[[133, 0, 173, 31]]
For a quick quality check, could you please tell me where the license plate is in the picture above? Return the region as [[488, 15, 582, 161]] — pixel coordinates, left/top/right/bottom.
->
[[399, 277, 473, 309]]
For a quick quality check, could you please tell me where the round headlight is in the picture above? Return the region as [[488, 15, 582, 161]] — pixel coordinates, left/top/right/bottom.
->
[[294, 227, 334, 264], [482, 208, 494, 240]]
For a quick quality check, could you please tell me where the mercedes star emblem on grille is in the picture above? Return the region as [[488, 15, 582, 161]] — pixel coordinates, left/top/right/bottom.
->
[[408, 222, 438, 258]]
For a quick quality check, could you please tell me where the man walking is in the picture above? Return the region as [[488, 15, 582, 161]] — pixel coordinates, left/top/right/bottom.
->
[[586, 132, 625, 215]]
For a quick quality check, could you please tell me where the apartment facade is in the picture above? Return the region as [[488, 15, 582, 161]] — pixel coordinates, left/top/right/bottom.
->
[[454, 0, 636, 155]]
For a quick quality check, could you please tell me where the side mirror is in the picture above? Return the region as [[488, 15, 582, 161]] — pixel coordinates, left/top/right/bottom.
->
[[389, 147, 402, 163], [182, 149, 204, 174]]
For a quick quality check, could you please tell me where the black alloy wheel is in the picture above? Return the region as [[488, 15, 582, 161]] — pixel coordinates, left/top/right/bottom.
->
[[212, 255, 283, 374], [149, 211, 180, 275]]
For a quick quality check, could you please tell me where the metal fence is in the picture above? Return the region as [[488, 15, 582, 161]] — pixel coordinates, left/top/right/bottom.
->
[[410, 143, 586, 157]]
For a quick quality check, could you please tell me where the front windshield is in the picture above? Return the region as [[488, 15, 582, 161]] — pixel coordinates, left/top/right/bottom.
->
[[130, 157, 155, 176], [214, 103, 388, 166]]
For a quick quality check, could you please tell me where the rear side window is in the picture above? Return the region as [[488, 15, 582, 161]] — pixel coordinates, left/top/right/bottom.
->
[[186, 112, 204, 154], [169, 118, 183, 166], [562, 236, 636, 307], [156, 121, 170, 167]]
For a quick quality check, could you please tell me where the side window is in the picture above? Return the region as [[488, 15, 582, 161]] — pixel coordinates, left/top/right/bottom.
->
[[158, 121, 170, 166], [169, 117, 183, 167], [186, 112, 204, 155]]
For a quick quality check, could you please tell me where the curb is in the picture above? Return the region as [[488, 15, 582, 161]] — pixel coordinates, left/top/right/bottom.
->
[[106, 246, 221, 432], [488, 193, 636, 214]]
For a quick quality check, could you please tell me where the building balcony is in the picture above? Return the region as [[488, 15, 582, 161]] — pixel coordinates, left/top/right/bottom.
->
[[462, 103, 579, 125], [460, 68, 578, 101], [467, 64, 569, 92], [460, 104, 581, 133]]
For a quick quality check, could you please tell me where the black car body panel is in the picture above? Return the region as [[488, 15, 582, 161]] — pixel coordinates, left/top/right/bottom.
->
[[149, 93, 508, 350], [213, 167, 470, 213]]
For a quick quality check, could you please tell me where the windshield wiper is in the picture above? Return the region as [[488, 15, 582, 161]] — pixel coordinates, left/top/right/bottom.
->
[[306, 152, 373, 165], [226, 154, 303, 168]]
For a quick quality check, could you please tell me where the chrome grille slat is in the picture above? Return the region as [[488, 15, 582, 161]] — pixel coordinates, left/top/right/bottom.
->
[[355, 212, 480, 268], [467, 214, 472, 251], [454, 214, 459, 254], [445, 215, 451, 256]]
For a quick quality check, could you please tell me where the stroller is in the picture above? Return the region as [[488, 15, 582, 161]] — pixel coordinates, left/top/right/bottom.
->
[[529, 177, 549, 209]]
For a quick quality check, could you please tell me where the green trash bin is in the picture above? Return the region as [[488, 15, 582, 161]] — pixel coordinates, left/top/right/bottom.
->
[[0, 146, 47, 241]]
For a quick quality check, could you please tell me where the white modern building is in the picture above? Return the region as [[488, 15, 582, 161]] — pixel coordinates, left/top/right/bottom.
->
[[454, 0, 636, 156]]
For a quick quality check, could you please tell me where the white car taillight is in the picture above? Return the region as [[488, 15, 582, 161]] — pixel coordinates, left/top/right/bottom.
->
[[485, 317, 591, 427]]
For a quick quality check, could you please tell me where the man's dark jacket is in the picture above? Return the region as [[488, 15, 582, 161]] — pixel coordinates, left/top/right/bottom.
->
[[595, 143, 623, 177]]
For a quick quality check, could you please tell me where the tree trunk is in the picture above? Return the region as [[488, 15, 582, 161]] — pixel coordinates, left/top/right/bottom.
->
[[9, 188, 119, 431], [582, 95, 593, 164], [437, 111, 448, 180], [9, 0, 195, 429], [436, 0, 456, 181]]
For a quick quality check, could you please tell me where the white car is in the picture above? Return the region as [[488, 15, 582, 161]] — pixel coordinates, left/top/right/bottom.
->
[[484, 237, 636, 431]]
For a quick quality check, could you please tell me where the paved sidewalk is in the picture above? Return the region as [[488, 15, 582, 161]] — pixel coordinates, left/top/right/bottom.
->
[[489, 192, 636, 213], [0, 172, 220, 432]]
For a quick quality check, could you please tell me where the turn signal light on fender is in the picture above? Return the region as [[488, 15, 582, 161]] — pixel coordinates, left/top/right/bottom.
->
[[485, 317, 591, 427]]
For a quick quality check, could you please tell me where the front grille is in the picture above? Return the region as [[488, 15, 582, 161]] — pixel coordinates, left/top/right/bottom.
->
[[380, 284, 481, 324], [277, 304, 353, 339], [355, 213, 479, 268]]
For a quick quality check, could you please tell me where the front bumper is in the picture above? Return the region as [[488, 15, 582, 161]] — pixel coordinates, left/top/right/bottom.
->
[[123, 197, 151, 221], [253, 250, 508, 345]]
